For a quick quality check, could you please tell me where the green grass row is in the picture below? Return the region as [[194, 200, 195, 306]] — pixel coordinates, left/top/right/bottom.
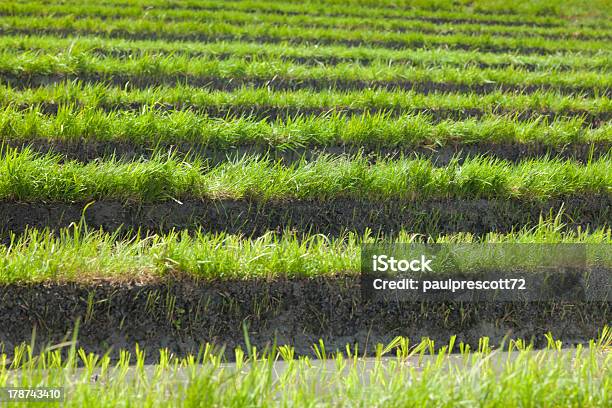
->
[[1, 221, 610, 281], [2, 83, 609, 119], [2, 106, 610, 148], [306, 0, 612, 21], [297, 0, 611, 21], [3, 50, 610, 92], [28, 0, 611, 27], [2, 332, 610, 407], [1, 15, 608, 54], [0, 147, 609, 202], [3, 1, 610, 40], [4, 35, 611, 72]]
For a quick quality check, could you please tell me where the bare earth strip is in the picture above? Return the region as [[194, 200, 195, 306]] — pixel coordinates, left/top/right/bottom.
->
[[1, 196, 609, 239], [0, 278, 608, 363]]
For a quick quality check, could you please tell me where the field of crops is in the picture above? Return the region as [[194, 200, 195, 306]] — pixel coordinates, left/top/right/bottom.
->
[[1, 332, 610, 406], [0, 0, 610, 405]]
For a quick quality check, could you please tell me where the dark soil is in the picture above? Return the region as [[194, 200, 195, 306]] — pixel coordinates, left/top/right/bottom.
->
[[0, 28, 598, 56], [1, 196, 609, 240], [2, 73, 607, 97], [83, 49, 609, 73], [23, 102, 612, 128], [0, 277, 608, 363], [4, 10, 609, 42], [23, 0, 604, 29], [184, 4, 611, 30], [3, 139, 610, 166]]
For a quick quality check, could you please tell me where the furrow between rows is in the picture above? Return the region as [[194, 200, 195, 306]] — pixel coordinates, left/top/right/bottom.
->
[[28, 0, 610, 29], [2, 82, 608, 119], [1, 197, 609, 238], [2, 5, 610, 41], [1, 21, 607, 55], [3, 73, 608, 98], [4, 139, 609, 166], [0, 149, 609, 202], [5, 36, 609, 72], [1, 107, 609, 163]]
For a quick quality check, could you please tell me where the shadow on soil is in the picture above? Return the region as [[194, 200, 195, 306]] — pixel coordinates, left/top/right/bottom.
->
[[3, 139, 610, 165], [1, 196, 610, 240], [0, 277, 609, 363]]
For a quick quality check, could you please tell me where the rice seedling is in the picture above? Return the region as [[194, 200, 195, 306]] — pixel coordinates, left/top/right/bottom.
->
[[1, 82, 608, 121], [0, 220, 610, 282], [3, 1, 610, 41], [8, 0, 611, 28], [0, 0, 610, 402], [1, 35, 610, 71], [1, 14, 608, 54], [0, 147, 609, 202], [1, 105, 608, 148], [0, 330, 609, 407], [1, 50, 609, 94]]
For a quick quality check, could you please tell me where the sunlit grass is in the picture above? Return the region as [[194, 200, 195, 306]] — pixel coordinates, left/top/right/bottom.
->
[[0, 83, 609, 120], [1, 106, 609, 147], [0, 218, 609, 282], [1, 50, 610, 91], [1, 12, 608, 54], [0, 147, 609, 202], [0, 328, 609, 407], [1, 35, 609, 71], [2, 0, 610, 40]]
